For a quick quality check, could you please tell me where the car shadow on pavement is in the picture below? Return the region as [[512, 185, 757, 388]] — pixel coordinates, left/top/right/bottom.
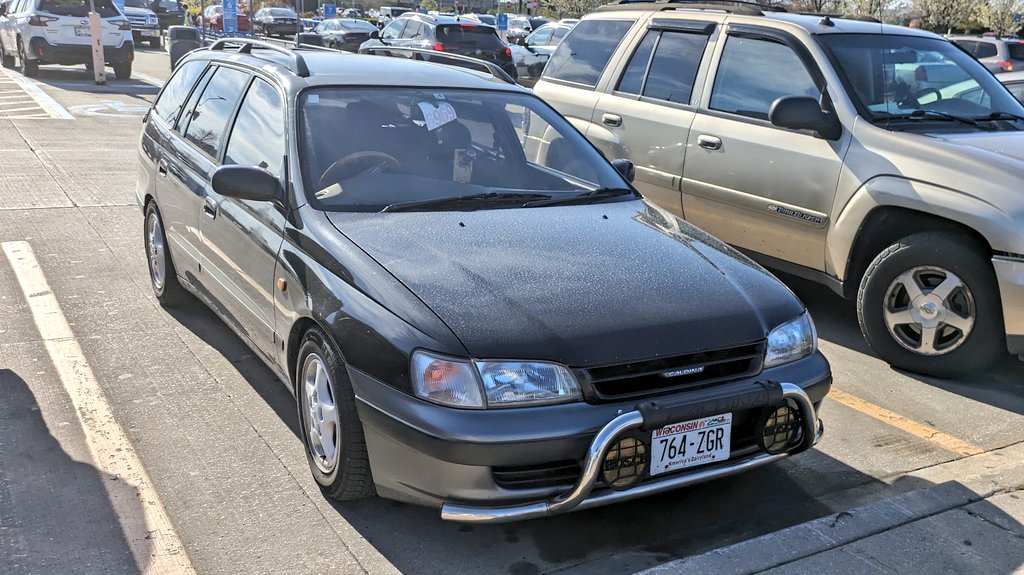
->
[[27, 65, 161, 97], [0, 369, 141, 574]]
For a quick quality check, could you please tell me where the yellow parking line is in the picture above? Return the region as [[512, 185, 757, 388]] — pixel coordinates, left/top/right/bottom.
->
[[828, 388, 984, 456]]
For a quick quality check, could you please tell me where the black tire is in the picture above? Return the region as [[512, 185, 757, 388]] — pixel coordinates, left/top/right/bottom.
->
[[18, 40, 38, 77], [144, 201, 189, 307], [857, 231, 1003, 378], [295, 327, 374, 501], [113, 60, 132, 80], [1, 42, 14, 69], [149, 36, 161, 49]]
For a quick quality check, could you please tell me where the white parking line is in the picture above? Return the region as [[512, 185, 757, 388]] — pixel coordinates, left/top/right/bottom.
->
[[134, 72, 166, 87], [2, 241, 195, 575], [0, 68, 74, 119]]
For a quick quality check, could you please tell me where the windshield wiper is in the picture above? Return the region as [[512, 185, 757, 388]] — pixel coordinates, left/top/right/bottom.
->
[[883, 109, 980, 126], [380, 192, 552, 212], [523, 187, 636, 207], [979, 111, 1024, 123]]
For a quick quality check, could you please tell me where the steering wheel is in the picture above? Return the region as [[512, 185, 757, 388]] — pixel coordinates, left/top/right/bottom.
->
[[318, 151, 402, 187], [902, 87, 942, 107]]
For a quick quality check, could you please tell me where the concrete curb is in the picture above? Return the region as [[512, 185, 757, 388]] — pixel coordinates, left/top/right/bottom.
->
[[637, 443, 1024, 575]]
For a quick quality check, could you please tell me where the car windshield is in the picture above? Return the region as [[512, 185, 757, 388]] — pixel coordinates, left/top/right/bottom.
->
[[298, 88, 631, 212], [269, 8, 294, 16], [509, 17, 529, 28], [339, 19, 376, 31], [123, 0, 149, 8], [821, 34, 1024, 129]]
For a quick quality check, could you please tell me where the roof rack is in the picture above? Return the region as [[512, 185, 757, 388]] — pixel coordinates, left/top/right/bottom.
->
[[209, 37, 311, 77], [601, 0, 788, 15], [359, 46, 517, 85]]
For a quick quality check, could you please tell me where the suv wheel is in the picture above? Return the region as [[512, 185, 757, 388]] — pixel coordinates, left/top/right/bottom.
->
[[857, 231, 1003, 377], [113, 60, 132, 80], [1, 41, 14, 69], [295, 327, 375, 501], [18, 40, 38, 77], [149, 36, 161, 49]]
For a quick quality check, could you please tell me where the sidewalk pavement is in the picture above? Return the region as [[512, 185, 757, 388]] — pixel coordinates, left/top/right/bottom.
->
[[638, 442, 1024, 575]]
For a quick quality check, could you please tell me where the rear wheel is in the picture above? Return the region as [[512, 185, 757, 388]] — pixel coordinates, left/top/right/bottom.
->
[[113, 60, 132, 80], [18, 40, 37, 77], [857, 231, 1003, 377], [144, 201, 188, 307], [295, 327, 374, 501], [1, 41, 14, 69]]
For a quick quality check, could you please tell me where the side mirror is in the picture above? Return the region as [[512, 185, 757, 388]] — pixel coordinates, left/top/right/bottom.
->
[[370, 29, 380, 39], [612, 159, 635, 183], [769, 96, 842, 140], [211, 165, 279, 202]]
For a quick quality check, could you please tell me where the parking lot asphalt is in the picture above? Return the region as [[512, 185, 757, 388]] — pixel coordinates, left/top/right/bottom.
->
[[0, 48, 1022, 575]]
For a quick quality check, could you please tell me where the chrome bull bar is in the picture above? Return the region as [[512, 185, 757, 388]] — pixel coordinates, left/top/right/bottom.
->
[[440, 382, 822, 523]]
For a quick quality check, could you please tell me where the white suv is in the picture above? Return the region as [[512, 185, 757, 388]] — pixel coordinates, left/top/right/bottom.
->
[[0, 0, 134, 78]]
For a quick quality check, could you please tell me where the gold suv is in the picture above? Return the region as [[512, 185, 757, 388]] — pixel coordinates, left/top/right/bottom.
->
[[535, 0, 1024, 377]]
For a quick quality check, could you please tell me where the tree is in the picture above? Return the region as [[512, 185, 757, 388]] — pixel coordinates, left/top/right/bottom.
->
[[547, 0, 607, 18], [916, 0, 980, 33], [976, 0, 1023, 36], [420, 0, 437, 10], [786, 0, 849, 14]]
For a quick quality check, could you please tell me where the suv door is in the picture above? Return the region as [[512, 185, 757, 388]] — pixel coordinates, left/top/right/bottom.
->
[[587, 20, 715, 215], [200, 76, 287, 359], [682, 27, 849, 271]]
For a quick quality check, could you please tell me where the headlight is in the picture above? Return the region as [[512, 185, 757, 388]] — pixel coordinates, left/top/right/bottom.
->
[[764, 312, 817, 368], [411, 351, 582, 409], [148, 14, 157, 25]]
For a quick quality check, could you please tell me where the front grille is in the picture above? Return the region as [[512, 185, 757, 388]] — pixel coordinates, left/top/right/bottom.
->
[[126, 15, 147, 25], [581, 341, 766, 401], [493, 460, 581, 490]]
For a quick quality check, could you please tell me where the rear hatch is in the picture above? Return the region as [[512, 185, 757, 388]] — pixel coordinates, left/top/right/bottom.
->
[[1009, 42, 1024, 68], [41, 0, 126, 46], [435, 23, 510, 66]]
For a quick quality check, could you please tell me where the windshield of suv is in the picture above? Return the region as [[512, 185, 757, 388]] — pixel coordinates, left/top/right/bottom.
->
[[123, 0, 150, 8], [40, 0, 118, 17], [299, 88, 632, 212], [822, 34, 1024, 129], [268, 8, 295, 16]]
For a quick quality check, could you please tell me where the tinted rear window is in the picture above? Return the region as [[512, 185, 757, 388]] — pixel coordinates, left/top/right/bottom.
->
[[40, 0, 118, 17], [437, 25, 501, 48], [544, 19, 634, 87], [975, 42, 998, 58], [269, 8, 295, 16], [1009, 43, 1024, 60]]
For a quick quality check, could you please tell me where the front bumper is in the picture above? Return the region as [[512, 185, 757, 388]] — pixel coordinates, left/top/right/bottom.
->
[[28, 38, 134, 64], [993, 255, 1024, 357], [132, 26, 161, 39], [351, 352, 830, 522]]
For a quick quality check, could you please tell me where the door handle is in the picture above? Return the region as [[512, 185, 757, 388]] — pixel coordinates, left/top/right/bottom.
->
[[157, 160, 168, 177], [203, 196, 219, 220], [697, 135, 722, 151], [602, 113, 622, 127]]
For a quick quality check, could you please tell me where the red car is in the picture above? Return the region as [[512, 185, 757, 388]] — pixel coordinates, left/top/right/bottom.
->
[[200, 5, 251, 32]]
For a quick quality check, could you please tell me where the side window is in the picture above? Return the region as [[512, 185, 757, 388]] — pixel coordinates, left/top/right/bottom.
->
[[381, 19, 404, 40], [954, 40, 977, 54], [642, 31, 708, 104], [617, 31, 657, 94], [709, 35, 819, 121], [224, 79, 285, 180], [1007, 83, 1024, 103], [544, 19, 634, 87], [551, 27, 567, 44], [152, 60, 206, 126], [528, 27, 553, 46], [975, 42, 997, 58], [183, 67, 250, 158]]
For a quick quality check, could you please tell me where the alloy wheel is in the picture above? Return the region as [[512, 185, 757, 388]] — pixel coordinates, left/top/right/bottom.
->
[[882, 266, 975, 356], [301, 353, 341, 474]]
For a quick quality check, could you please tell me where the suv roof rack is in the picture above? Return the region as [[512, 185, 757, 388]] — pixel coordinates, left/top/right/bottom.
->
[[600, 0, 788, 16], [359, 46, 517, 85], [209, 37, 311, 77]]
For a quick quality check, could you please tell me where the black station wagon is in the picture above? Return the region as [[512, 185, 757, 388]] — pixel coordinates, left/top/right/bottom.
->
[[137, 39, 830, 523]]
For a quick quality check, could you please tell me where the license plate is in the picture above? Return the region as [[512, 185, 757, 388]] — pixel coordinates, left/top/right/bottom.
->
[[141, 29, 157, 37], [75, 26, 90, 36], [650, 413, 732, 476]]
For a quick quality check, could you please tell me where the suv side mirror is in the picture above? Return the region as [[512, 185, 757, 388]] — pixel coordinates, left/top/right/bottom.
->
[[211, 165, 280, 202], [612, 159, 635, 182], [769, 96, 841, 140]]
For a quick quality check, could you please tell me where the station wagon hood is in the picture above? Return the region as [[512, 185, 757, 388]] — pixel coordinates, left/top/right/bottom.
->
[[326, 201, 804, 367]]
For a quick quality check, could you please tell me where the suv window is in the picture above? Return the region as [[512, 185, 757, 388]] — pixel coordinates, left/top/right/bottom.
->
[[436, 24, 501, 48], [381, 19, 404, 40], [183, 66, 251, 158], [710, 35, 818, 120], [224, 79, 285, 180], [528, 26, 554, 46], [153, 60, 207, 126], [544, 19, 634, 87], [1010, 44, 1024, 60], [975, 41, 998, 58], [39, 0, 118, 17], [620, 30, 708, 103]]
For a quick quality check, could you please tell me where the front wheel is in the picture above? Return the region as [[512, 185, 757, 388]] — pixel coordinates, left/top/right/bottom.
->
[[295, 327, 374, 501], [149, 36, 161, 49], [857, 231, 1004, 377]]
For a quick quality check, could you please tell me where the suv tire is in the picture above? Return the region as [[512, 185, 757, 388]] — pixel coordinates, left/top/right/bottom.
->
[[295, 327, 375, 501], [857, 231, 1003, 377], [113, 60, 132, 79], [1, 43, 15, 69], [144, 201, 189, 307], [18, 40, 38, 77], [149, 36, 161, 49]]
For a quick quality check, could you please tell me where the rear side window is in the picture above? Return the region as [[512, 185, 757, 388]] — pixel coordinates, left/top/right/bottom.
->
[[710, 35, 819, 120], [437, 25, 501, 48], [618, 30, 708, 103], [617, 31, 657, 94], [39, 0, 118, 17], [152, 60, 206, 126], [975, 42, 998, 58], [954, 40, 977, 54], [183, 66, 251, 158], [544, 19, 634, 87], [1007, 43, 1024, 60]]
